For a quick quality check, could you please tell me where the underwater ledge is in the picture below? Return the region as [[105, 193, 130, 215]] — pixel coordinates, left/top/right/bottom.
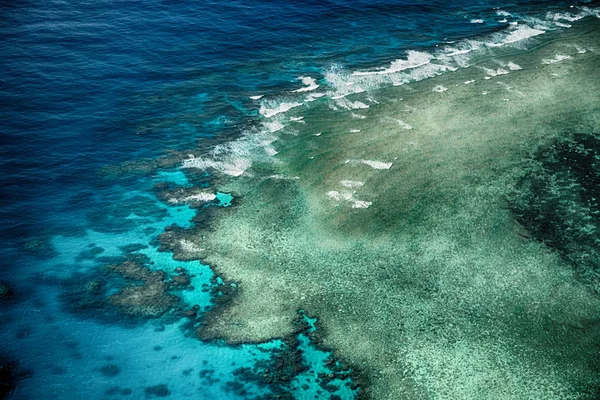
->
[[181, 17, 600, 400]]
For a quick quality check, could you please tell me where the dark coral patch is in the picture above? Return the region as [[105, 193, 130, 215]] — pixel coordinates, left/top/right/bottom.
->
[[105, 386, 133, 396], [99, 364, 121, 377], [59, 259, 190, 324], [0, 354, 33, 398], [108, 282, 178, 319], [144, 384, 170, 397], [510, 132, 600, 291], [0, 281, 16, 304]]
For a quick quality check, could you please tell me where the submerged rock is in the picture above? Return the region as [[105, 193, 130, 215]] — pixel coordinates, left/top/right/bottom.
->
[[98, 152, 185, 179], [0, 354, 32, 398], [109, 281, 178, 318], [156, 224, 205, 261], [105, 386, 133, 396], [119, 243, 148, 253], [221, 326, 358, 399], [61, 260, 189, 323], [105, 261, 180, 317], [21, 236, 57, 259], [99, 363, 121, 377], [106, 261, 165, 283], [168, 270, 192, 289], [144, 384, 170, 397], [0, 281, 15, 303], [511, 132, 600, 292]]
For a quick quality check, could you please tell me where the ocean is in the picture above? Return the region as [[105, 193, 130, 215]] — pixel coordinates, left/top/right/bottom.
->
[[1, 0, 600, 399]]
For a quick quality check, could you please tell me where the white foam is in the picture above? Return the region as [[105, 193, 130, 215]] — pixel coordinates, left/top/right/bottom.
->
[[335, 98, 370, 110], [490, 24, 545, 47], [327, 190, 372, 209], [327, 190, 353, 202], [470, 19, 484, 24], [352, 51, 434, 76], [265, 146, 278, 156], [259, 101, 302, 118], [524, 15, 557, 31], [385, 118, 412, 130], [393, 62, 453, 86], [325, 60, 451, 99], [493, 60, 524, 71], [352, 200, 372, 209], [293, 76, 320, 93], [360, 159, 393, 169], [240, 5, 596, 168], [263, 120, 285, 133], [541, 54, 572, 64], [182, 156, 250, 177], [176, 192, 217, 203], [267, 174, 300, 180], [480, 67, 510, 77], [499, 18, 508, 23], [305, 92, 325, 102], [182, 122, 280, 177], [554, 22, 572, 28], [432, 85, 448, 92], [351, 113, 367, 119], [442, 40, 483, 57], [179, 239, 203, 253], [290, 116, 305, 123], [507, 61, 523, 70], [340, 180, 365, 188], [547, 10, 589, 23], [324, 65, 369, 98]]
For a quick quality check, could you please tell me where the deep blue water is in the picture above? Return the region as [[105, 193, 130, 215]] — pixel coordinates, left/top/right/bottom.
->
[[0, 0, 579, 260], [0, 0, 594, 398]]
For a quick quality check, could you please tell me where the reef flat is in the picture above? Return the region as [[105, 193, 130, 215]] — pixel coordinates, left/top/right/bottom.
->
[[179, 17, 600, 400]]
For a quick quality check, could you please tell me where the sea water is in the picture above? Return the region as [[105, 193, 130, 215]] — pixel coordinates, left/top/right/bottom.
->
[[1, 1, 600, 399]]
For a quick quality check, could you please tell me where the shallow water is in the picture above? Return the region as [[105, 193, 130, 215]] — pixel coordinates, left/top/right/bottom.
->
[[2, 1, 600, 399]]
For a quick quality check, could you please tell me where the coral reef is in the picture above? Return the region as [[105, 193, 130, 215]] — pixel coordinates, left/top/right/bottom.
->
[[0, 354, 32, 399], [144, 384, 170, 397], [219, 312, 358, 399], [511, 132, 600, 293], [99, 364, 121, 377], [0, 281, 15, 304], [20, 235, 57, 259], [60, 259, 196, 323], [185, 20, 600, 399], [97, 151, 186, 179]]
